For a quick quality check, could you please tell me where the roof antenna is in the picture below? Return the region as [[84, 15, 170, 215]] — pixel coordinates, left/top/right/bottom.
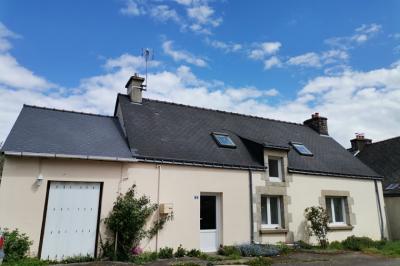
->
[[142, 48, 154, 90]]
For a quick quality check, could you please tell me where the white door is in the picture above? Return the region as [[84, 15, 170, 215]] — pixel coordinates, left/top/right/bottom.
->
[[200, 194, 221, 252], [41, 181, 101, 261]]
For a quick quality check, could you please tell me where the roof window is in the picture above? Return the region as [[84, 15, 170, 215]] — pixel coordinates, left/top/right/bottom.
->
[[291, 142, 313, 156], [212, 132, 236, 148]]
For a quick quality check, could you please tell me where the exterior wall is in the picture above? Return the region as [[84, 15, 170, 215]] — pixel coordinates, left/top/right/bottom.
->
[[0, 157, 252, 256], [385, 196, 400, 240]]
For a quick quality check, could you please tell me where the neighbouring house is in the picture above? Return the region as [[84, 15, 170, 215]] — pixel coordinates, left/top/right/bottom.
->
[[350, 135, 400, 240], [0, 75, 388, 260]]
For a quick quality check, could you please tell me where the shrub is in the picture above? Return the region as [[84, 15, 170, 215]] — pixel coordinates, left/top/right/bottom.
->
[[186, 249, 201, 257], [2, 228, 32, 262], [2, 257, 49, 266], [341, 236, 377, 251], [174, 245, 186, 257], [295, 240, 313, 250], [129, 251, 158, 264], [275, 242, 291, 254], [304, 206, 329, 248], [246, 257, 273, 266], [328, 241, 343, 250], [158, 247, 174, 259], [58, 255, 95, 264], [218, 245, 241, 257], [237, 244, 280, 257], [172, 263, 201, 266], [103, 184, 172, 260]]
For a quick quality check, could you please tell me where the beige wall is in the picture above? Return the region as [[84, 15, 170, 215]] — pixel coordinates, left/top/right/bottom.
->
[[385, 196, 400, 240], [0, 156, 388, 256]]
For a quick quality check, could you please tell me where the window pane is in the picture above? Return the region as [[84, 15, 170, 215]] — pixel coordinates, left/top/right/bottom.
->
[[270, 197, 279, 225], [200, 196, 216, 230], [261, 196, 268, 224], [268, 159, 279, 178], [292, 143, 313, 156], [333, 198, 344, 222], [326, 198, 333, 223], [214, 134, 235, 147]]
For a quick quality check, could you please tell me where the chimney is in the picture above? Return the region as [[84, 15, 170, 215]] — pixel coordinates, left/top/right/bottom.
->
[[125, 73, 145, 103], [303, 112, 328, 135], [350, 133, 372, 152]]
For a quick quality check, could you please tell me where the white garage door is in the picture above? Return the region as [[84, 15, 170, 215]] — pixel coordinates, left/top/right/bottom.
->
[[40, 181, 101, 261]]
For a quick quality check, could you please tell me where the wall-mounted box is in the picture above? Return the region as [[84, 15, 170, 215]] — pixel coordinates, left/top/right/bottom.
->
[[160, 203, 173, 214]]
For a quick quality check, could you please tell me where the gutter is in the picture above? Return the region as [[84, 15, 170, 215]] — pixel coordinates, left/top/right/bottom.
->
[[288, 168, 383, 180], [3, 151, 138, 162]]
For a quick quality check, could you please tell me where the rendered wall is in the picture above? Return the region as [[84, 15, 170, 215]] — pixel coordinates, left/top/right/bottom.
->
[[385, 196, 400, 240]]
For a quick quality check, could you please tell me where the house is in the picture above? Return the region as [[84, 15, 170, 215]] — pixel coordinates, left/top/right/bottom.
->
[[351, 135, 400, 240], [0, 75, 388, 260]]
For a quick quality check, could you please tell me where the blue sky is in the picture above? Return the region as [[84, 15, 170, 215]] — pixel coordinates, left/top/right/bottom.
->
[[0, 0, 399, 146]]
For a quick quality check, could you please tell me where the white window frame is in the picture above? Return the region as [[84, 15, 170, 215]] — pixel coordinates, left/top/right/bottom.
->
[[327, 197, 347, 226], [261, 196, 282, 229], [268, 157, 283, 182]]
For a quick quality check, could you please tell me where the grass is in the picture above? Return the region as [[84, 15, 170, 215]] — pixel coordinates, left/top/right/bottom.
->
[[362, 241, 400, 257]]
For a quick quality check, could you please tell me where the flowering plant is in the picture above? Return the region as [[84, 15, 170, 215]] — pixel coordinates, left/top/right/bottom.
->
[[131, 246, 143, 256]]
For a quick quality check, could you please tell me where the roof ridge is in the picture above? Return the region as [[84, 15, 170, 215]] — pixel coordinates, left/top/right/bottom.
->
[[369, 136, 400, 146], [141, 97, 304, 126], [23, 104, 114, 118]]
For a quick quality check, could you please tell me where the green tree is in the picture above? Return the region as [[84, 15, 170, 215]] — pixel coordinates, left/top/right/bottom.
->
[[304, 206, 329, 248], [104, 184, 172, 260]]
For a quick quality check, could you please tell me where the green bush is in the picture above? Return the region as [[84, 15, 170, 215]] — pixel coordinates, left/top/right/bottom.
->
[[186, 249, 201, 257], [275, 242, 291, 254], [304, 206, 329, 248], [129, 251, 158, 264], [218, 245, 241, 257], [2, 228, 33, 262], [174, 245, 186, 257], [328, 241, 343, 250], [342, 235, 376, 251], [3, 258, 49, 266], [58, 255, 94, 264], [158, 247, 174, 259], [296, 240, 313, 249], [377, 241, 400, 256], [171, 263, 201, 266], [246, 257, 273, 266]]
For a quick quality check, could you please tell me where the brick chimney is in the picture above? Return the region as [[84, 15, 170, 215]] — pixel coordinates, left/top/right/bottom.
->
[[125, 74, 145, 103], [303, 113, 328, 135], [350, 133, 372, 152]]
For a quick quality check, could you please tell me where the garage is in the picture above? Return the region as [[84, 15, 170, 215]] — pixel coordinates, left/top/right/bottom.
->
[[39, 181, 102, 261]]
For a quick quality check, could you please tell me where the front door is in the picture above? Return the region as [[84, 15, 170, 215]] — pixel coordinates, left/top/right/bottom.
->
[[200, 194, 220, 252]]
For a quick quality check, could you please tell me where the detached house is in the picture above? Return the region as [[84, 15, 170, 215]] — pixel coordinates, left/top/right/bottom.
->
[[0, 75, 388, 260], [350, 135, 400, 240]]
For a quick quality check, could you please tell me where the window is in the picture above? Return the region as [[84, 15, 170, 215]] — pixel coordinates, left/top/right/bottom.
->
[[326, 197, 347, 225], [261, 196, 282, 228], [212, 133, 236, 148], [291, 142, 313, 156], [268, 158, 282, 182]]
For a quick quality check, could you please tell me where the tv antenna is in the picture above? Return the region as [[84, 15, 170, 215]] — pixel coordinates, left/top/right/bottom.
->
[[142, 48, 154, 90]]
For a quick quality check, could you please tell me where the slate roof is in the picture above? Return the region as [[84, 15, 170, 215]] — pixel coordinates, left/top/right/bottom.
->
[[117, 94, 380, 178], [357, 137, 400, 195], [1, 105, 132, 160]]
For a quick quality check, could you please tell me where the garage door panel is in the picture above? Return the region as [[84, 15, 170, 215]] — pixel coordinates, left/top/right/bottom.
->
[[41, 181, 101, 261]]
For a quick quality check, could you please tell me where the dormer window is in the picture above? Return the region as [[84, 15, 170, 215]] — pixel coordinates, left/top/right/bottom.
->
[[212, 132, 236, 148], [291, 142, 313, 156]]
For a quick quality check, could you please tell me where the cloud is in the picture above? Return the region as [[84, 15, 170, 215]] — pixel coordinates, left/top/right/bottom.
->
[[162, 40, 207, 67], [264, 56, 282, 69], [287, 52, 321, 67], [325, 23, 382, 49], [285, 49, 349, 69], [205, 38, 242, 53], [0, 22, 20, 52], [120, 0, 145, 16], [150, 5, 180, 23], [249, 42, 281, 60]]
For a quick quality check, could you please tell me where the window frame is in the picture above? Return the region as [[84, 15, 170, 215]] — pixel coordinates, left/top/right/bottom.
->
[[290, 142, 313, 156], [261, 196, 282, 229], [326, 196, 347, 226], [268, 157, 283, 182], [211, 132, 236, 148]]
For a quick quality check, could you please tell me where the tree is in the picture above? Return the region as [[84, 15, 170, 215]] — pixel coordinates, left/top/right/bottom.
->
[[304, 206, 329, 248], [104, 184, 172, 260]]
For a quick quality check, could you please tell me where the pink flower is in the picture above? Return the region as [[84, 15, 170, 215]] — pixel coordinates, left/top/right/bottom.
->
[[131, 246, 143, 255]]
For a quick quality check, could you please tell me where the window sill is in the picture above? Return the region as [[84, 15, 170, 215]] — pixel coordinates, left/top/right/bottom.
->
[[260, 228, 288, 234], [328, 225, 354, 231]]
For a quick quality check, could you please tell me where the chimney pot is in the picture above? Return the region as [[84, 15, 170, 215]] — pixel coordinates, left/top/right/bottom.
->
[[303, 113, 328, 135], [125, 74, 145, 103], [350, 133, 371, 152]]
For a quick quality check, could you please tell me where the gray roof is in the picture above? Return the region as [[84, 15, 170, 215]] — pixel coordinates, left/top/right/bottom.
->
[[1, 105, 132, 159], [117, 94, 380, 178], [357, 137, 400, 195]]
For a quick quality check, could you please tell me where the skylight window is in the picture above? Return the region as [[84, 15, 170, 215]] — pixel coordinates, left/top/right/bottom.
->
[[212, 133, 236, 148], [291, 142, 313, 156]]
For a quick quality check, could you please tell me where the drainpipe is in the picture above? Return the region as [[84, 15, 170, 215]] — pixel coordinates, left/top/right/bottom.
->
[[248, 170, 254, 243], [374, 180, 385, 240], [155, 165, 161, 252]]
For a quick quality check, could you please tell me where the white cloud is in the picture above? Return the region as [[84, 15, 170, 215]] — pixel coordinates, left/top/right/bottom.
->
[[264, 56, 282, 70], [287, 52, 321, 67], [150, 5, 180, 23], [162, 40, 207, 67], [120, 0, 145, 16], [0, 22, 20, 52], [325, 23, 382, 49], [249, 42, 281, 60], [205, 38, 242, 53], [286, 49, 349, 69]]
